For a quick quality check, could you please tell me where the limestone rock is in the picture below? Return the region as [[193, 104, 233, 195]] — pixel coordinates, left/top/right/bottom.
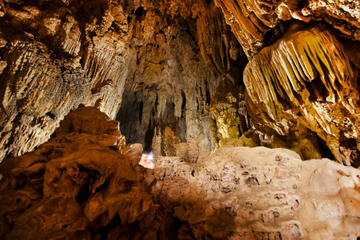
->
[[244, 25, 360, 166], [150, 146, 360, 239], [210, 79, 251, 147], [0, 106, 153, 239], [0, 0, 247, 162], [215, 0, 360, 57], [1, 106, 360, 239]]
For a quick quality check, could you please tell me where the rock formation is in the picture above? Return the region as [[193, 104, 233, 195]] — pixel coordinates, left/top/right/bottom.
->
[[0, 0, 360, 238], [213, 0, 360, 165], [1, 0, 360, 165], [0, 0, 246, 161], [215, 0, 360, 57], [244, 24, 360, 166], [1, 106, 360, 239]]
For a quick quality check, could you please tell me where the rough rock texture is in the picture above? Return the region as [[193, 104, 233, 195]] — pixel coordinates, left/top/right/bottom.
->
[[213, 0, 360, 164], [1, 106, 360, 240], [0, 0, 246, 161], [0, 106, 155, 239], [0, 0, 132, 160], [215, 0, 360, 57], [1, 0, 360, 167], [116, 0, 246, 153], [151, 147, 360, 239], [209, 79, 251, 147], [244, 24, 360, 166]]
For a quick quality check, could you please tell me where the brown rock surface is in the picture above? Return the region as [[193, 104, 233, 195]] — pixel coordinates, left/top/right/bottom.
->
[[210, 79, 251, 147], [0, 0, 246, 161], [0, 106, 154, 239], [244, 24, 360, 166], [1, 106, 360, 240], [151, 147, 360, 239], [212, 0, 360, 162], [215, 0, 360, 57]]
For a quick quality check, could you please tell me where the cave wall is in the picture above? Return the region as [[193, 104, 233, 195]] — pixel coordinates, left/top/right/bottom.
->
[[215, 0, 360, 57], [115, 0, 248, 153], [0, 0, 360, 164], [214, 0, 360, 165], [0, 0, 134, 159], [244, 24, 360, 165], [0, 0, 247, 160]]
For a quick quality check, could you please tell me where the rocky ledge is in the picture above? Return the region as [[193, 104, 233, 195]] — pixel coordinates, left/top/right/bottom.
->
[[0, 107, 359, 239]]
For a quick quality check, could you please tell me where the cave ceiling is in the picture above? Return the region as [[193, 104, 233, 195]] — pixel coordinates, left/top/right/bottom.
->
[[1, 0, 360, 239], [0, 0, 359, 166]]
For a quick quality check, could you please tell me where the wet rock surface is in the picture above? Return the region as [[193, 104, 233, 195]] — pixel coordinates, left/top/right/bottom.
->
[[1, 107, 360, 239]]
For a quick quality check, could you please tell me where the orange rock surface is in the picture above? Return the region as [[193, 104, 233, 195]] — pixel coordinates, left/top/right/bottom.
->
[[215, 0, 360, 57], [1, 107, 360, 239], [244, 24, 360, 165]]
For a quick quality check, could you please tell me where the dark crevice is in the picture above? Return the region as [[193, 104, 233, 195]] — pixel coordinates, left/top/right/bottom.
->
[[97, 213, 121, 239], [46, 112, 56, 120], [144, 122, 155, 152], [205, 81, 211, 105], [139, 101, 143, 123], [135, 7, 145, 21], [181, 90, 186, 117], [95, 178, 109, 194], [75, 174, 90, 203], [263, 21, 292, 48], [317, 137, 335, 160]]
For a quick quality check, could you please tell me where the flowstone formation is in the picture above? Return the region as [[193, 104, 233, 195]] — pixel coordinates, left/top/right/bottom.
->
[[215, 0, 360, 57], [1, 0, 360, 165], [1, 107, 360, 239], [244, 24, 360, 166], [0, 0, 246, 161], [213, 0, 360, 165]]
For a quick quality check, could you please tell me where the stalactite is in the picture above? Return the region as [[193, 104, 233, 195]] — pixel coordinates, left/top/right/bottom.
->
[[215, 0, 360, 57], [244, 25, 360, 165]]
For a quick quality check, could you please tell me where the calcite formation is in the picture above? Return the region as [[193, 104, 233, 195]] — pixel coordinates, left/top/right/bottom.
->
[[1, 0, 360, 238], [215, 0, 360, 57], [210, 79, 251, 147], [152, 147, 360, 239], [0, 106, 155, 239], [1, 0, 359, 165], [0, 0, 246, 161], [1, 107, 360, 239], [244, 24, 360, 166]]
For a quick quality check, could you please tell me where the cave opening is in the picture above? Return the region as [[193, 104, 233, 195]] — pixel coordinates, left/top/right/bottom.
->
[[117, 91, 148, 145]]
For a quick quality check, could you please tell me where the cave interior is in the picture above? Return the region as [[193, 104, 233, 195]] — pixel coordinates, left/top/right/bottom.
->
[[0, 0, 360, 239]]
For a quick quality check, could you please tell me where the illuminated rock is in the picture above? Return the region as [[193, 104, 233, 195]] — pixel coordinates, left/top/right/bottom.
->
[[215, 0, 360, 57], [244, 25, 360, 165], [1, 107, 360, 239]]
